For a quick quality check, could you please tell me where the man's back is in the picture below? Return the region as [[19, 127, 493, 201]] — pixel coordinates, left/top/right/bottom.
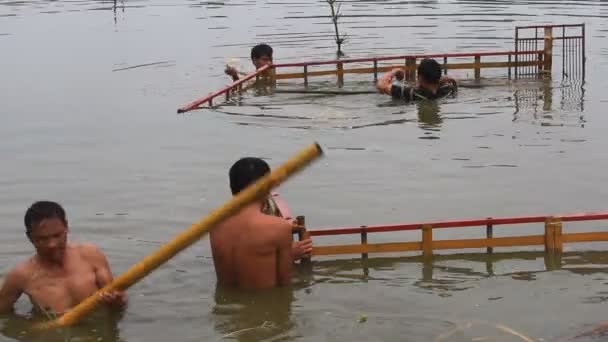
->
[[210, 204, 292, 290]]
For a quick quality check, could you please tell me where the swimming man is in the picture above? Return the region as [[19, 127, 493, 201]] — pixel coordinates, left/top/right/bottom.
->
[[377, 58, 457, 101]]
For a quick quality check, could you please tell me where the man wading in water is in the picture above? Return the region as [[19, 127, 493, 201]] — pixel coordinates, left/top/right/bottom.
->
[[210, 158, 312, 289], [0, 201, 126, 315], [376, 58, 458, 101]]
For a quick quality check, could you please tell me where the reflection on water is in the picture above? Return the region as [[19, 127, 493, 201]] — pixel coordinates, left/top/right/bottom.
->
[[314, 250, 608, 296], [212, 285, 295, 342], [0, 308, 124, 342]]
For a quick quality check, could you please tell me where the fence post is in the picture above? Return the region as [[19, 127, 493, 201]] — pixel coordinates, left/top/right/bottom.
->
[[544, 216, 563, 254], [545, 217, 555, 253], [373, 60, 378, 82], [337, 62, 344, 86], [486, 217, 494, 254], [422, 224, 433, 258], [554, 218, 563, 253], [361, 226, 368, 261], [474, 55, 481, 80], [405, 57, 416, 82], [296, 216, 311, 264], [543, 26, 554, 75]]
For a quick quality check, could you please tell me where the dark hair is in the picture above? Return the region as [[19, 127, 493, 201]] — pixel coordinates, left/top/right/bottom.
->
[[417, 58, 442, 84], [229, 157, 270, 195], [24, 201, 67, 235], [251, 44, 273, 60]]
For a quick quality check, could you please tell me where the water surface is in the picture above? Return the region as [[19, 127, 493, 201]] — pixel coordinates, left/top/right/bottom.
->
[[1, 0, 608, 341]]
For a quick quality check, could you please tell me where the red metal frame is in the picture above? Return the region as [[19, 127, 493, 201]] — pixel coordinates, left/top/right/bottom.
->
[[177, 50, 544, 113], [272, 193, 608, 237], [177, 64, 271, 113], [306, 212, 608, 236], [272, 50, 543, 68]]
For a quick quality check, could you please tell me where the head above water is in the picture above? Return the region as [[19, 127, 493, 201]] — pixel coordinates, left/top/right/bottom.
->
[[417, 58, 442, 86], [24, 201, 69, 263], [229, 157, 271, 195], [250, 44, 273, 69]]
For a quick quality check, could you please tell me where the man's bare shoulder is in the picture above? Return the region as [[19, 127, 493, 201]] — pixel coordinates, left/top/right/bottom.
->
[[3, 258, 33, 285], [258, 214, 293, 240], [73, 243, 106, 262]]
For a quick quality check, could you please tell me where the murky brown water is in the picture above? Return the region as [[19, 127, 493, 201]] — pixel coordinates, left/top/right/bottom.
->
[[1, 0, 608, 341]]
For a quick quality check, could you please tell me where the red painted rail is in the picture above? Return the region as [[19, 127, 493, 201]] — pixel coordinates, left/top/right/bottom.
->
[[306, 212, 608, 236], [272, 50, 544, 68], [177, 64, 271, 114]]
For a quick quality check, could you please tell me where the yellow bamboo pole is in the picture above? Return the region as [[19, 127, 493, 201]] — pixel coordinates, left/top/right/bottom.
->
[[37, 142, 324, 330]]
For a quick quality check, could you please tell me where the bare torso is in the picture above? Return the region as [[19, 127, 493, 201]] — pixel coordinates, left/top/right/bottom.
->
[[210, 204, 292, 290], [19, 244, 104, 314]]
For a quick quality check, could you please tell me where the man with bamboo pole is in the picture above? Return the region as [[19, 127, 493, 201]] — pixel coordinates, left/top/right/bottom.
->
[[0, 201, 126, 315]]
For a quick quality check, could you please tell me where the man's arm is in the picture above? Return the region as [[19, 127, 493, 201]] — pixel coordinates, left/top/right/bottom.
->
[[0, 268, 25, 314], [81, 244, 127, 307], [225, 65, 240, 81], [275, 222, 293, 286], [376, 69, 405, 95], [440, 75, 458, 90]]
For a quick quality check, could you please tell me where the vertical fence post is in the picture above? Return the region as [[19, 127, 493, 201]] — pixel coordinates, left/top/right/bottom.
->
[[544, 216, 563, 254], [422, 224, 433, 258], [545, 217, 555, 253], [361, 226, 368, 261], [515, 27, 519, 78], [373, 60, 378, 82], [443, 56, 448, 75], [486, 217, 494, 254], [543, 26, 554, 75], [474, 55, 481, 80], [405, 57, 416, 82], [554, 218, 563, 253], [296, 216, 311, 264], [337, 62, 344, 86], [304, 66, 308, 88]]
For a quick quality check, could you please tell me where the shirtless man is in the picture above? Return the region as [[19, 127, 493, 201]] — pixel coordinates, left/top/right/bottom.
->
[[210, 157, 297, 289], [0, 201, 126, 314], [377, 58, 457, 101], [224, 44, 273, 82]]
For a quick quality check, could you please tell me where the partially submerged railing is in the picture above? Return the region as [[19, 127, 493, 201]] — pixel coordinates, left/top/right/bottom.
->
[[287, 209, 608, 259], [176, 23, 586, 113], [272, 50, 544, 85], [177, 64, 271, 113], [515, 23, 585, 79]]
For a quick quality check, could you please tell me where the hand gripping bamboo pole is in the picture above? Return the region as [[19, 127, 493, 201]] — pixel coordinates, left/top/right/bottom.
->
[[37, 142, 324, 330]]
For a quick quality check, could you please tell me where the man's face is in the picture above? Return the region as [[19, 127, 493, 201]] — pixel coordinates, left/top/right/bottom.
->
[[252, 55, 272, 69], [29, 217, 68, 263]]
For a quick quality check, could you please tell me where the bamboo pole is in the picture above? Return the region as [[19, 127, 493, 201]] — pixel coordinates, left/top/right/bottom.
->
[[37, 143, 324, 330]]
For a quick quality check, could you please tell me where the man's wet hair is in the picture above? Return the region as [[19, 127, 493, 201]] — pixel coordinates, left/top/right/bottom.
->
[[24, 201, 67, 236], [417, 58, 442, 84], [229, 157, 271, 195], [250, 44, 273, 60]]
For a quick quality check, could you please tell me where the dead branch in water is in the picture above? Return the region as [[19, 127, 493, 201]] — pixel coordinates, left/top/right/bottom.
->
[[326, 0, 346, 57]]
